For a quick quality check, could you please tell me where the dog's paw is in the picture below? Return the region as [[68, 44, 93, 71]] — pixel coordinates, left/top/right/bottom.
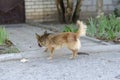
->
[[69, 56, 74, 60], [47, 57, 53, 60]]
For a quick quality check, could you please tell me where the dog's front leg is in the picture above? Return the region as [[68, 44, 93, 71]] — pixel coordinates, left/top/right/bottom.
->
[[70, 50, 78, 59], [48, 47, 54, 60]]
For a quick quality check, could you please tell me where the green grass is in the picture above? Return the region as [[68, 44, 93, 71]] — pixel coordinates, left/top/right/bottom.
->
[[0, 27, 8, 45], [114, 0, 120, 17], [61, 14, 120, 42], [87, 14, 120, 41], [63, 24, 78, 33], [0, 26, 20, 54]]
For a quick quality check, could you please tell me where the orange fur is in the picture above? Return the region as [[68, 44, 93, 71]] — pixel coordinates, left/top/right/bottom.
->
[[36, 20, 87, 59]]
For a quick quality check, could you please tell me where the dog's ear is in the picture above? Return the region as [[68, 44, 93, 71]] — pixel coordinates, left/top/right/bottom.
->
[[35, 33, 40, 39], [44, 31, 47, 34]]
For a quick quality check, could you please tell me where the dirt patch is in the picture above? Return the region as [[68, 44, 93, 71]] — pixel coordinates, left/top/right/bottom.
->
[[0, 39, 20, 54]]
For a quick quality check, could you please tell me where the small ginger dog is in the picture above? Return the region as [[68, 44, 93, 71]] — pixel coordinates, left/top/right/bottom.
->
[[36, 20, 87, 59]]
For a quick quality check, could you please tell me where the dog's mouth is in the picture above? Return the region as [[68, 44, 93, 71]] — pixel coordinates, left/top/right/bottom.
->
[[38, 43, 42, 47]]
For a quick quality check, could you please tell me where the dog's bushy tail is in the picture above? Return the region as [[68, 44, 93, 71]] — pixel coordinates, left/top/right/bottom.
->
[[76, 20, 87, 38]]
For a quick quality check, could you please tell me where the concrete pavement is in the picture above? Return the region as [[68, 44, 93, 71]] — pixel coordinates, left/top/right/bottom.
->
[[0, 51, 120, 80], [0, 24, 120, 80]]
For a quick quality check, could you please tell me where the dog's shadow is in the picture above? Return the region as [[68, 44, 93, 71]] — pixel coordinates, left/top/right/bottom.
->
[[77, 52, 89, 55]]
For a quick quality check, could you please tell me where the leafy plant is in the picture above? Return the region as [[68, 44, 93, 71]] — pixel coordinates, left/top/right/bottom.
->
[[0, 27, 8, 45], [63, 24, 78, 32], [118, 0, 120, 3], [114, 0, 120, 17], [0, 27, 20, 54], [114, 8, 120, 17], [87, 14, 120, 41], [87, 18, 97, 37]]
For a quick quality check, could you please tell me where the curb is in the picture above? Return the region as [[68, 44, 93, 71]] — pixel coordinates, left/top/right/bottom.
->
[[29, 22, 59, 32], [0, 53, 22, 62], [81, 45, 120, 53], [0, 49, 45, 62], [83, 36, 112, 45]]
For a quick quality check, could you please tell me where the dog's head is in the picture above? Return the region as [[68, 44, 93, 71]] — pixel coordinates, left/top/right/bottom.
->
[[35, 31, 50, 47]]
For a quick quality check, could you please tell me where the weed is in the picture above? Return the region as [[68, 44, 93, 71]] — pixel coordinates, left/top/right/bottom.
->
[[87, 14, 120, 41], [63, 24, 78, 32], [0, 27, 8, 45]]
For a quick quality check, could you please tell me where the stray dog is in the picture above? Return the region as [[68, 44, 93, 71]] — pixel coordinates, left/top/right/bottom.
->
[[36, 20, 87, 59]]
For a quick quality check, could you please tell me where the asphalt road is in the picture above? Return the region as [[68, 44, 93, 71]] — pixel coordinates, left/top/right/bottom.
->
[[0, 51, 120, 80]]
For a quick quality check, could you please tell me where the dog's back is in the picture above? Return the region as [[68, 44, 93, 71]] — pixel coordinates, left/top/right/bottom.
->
[[45, 32, 79, 49]]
